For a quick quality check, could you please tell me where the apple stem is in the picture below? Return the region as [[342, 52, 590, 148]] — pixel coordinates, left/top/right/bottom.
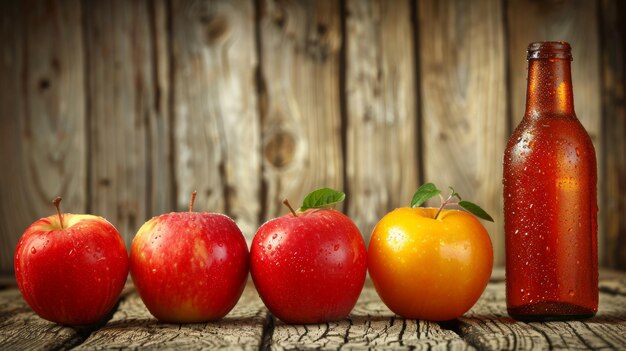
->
[[283, 199, 298, 217], [53, 197, 64, 229], [433, 194, 453, 220], [189, 191, 197, 212]]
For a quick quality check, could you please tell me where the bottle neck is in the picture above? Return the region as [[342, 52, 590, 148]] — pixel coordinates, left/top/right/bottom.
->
[[525, 58, 575, 117]]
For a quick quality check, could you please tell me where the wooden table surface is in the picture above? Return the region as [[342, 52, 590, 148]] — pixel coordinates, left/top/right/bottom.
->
[[1, 270, 625, 350]]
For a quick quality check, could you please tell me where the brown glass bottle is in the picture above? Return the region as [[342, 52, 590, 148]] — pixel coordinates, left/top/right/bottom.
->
[[503, 42, 598, 321]]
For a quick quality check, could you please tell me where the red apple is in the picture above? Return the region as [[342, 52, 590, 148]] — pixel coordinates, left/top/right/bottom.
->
[[130, 192, 249, 323], [14, 197, 129, 325], [250, 189, 367, 324]]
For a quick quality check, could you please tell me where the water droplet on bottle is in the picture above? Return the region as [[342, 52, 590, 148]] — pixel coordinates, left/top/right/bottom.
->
[[30, 247, 36, 254], [333, 244, 340, 251]]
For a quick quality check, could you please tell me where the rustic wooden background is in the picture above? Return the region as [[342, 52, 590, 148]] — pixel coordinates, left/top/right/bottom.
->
[[0, 0, 624, 277]]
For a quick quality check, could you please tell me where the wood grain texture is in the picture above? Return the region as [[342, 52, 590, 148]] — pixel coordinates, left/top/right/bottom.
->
[[76, 284, 267, 350], [418, 0, 507, 264], [459, 280, 626, 350], [600, 0, 626, 270], [259, 0, 343, 219], [0, 0, 24, 275], [344, 0, 419, 243], [506, 0, 605, 263], [1, 274, 626, 349], [0, 0, 86, 274], [270, 282, 471, 350], [171, 0, 260, 240], [0, 289, 84, 350], [85, 0, 164, 245], [148, 0, 174, 220]]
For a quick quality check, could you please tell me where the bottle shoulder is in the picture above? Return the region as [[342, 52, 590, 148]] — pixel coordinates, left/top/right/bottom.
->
[[504, 114, 596, 164], [507, 115, 594, 146]]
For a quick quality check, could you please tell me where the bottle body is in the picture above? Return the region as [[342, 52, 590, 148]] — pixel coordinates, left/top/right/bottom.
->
[[503, 42, 598, 321]]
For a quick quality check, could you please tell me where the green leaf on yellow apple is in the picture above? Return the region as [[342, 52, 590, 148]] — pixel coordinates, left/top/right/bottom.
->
[[458, 201, 494, 222], [411, 183, 494, 222], [410, 183, 441, 208]]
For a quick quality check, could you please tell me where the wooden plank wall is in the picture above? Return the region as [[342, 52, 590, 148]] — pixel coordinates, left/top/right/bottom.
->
[[0, 0, 625, 275]]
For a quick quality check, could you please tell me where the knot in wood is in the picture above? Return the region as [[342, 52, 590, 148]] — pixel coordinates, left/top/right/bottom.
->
[[264, 131, 296, 168], [202, 15, 229, 45]]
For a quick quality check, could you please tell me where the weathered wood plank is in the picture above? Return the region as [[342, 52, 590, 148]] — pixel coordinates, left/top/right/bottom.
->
[[76, 283, 267, 350], [600, 0, 626, 270], [507, 0, 604, 263], [147, 0, 174, 219], [1, 273, 626, 349], [344, 0, 419, 243], [459, 280, 626, 350], [270, 282, 472, 350], [418, 0, 507, 265], [259, 0, 344, 219], [171, 0, 260, 240], [0, 0, 86, 274], [85, 0, 164, 245], [0, 289, 84, 350], [0, 0, 24, 275]]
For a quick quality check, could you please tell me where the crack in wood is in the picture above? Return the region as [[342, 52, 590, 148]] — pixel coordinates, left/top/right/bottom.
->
[[259, 312, 275, 351]]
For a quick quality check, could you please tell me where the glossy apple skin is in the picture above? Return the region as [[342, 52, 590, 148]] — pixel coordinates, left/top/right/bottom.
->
[[250, 209, 367, 324], [14, 214, 129, 325], [130, 212, 249, 323]]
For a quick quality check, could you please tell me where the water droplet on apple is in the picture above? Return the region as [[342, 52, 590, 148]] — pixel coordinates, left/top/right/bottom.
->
[[568, 290, 575, 297], [218, 243, 223, 247], [272, 233, 277, 239], [333, 244, 340, 251], [152, 268, 157, 273], [337, 263, 343, 269], [267, 244, 272, 250], [30, 247, 36, 254]]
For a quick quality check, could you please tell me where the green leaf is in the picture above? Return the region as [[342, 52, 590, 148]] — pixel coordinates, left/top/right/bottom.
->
[[300, 188, 346, 211], [458, 201, 494, 222], [410, 183, 441, 208]]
